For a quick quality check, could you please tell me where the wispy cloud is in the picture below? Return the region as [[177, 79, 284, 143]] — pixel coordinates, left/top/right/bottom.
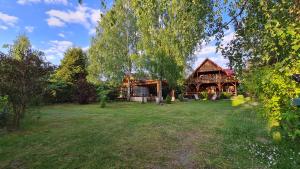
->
[[194, 45, 216, 56], [47, 17, 65, 27], [44, 0, 68, 5], [82, 46, 89, 52], [0, 25, 8, 30], [25, 26, 34, 33], [17, 0, 41, 5], [0, 12, 18, 29], [45, 5, 101, 34], [17, 0, 68, 5], [58, 33, 65, 38], [222, 29, 236, 45], [43, 40, 73, 64]]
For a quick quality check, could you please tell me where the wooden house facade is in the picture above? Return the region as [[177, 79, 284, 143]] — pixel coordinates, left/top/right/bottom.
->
[[185, 58, 238, 97]]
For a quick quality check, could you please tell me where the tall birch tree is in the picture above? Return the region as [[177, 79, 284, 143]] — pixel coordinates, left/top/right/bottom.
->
[[131, 0, 213, 102], [88, 0, 138, 101]]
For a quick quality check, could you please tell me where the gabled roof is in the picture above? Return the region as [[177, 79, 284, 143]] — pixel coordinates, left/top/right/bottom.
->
[[223, 69, 234, 76], [187, 58, 234, 79], [194, 58, 223, 72]]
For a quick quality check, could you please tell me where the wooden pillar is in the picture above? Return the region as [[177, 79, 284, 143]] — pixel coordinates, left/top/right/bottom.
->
[[234, 82, 237, 96], [217, 83, 221, 97]]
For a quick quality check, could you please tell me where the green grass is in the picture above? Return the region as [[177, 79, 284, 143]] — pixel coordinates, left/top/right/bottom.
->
[[0, 101, 299, 168]]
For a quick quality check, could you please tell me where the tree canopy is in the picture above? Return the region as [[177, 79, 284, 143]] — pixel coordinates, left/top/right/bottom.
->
[[216, 0, 300, 139], [88, 0, 214, 102], [88, 0, 138, 85], [55, 48, 87, 84], [0, 35, 53, 129], [131, 0, 213, 86]]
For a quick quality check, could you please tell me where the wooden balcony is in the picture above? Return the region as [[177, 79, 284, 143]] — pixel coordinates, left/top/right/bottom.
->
[[190, 76, 237, 84]]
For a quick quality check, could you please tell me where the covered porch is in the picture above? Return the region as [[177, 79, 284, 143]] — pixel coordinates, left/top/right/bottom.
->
[[184, 82, 238, 98], [120, 79, 168, 102]]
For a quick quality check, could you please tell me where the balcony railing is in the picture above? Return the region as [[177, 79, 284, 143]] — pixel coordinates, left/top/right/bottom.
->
[[190, 76, 237, 84]]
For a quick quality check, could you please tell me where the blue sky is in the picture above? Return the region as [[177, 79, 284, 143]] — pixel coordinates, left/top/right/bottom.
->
[[0, 0, 234, 68]]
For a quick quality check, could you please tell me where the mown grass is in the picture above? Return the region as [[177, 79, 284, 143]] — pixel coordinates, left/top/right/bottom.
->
[[0, 101, 299, 169]]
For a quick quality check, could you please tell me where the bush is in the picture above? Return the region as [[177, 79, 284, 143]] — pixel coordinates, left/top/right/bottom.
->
[[74, 78, 97, 104], [100, 96, 106, 108], [231, 95, 246, 107], [0, 96, 10, 128], [44, 80, 74, 103], [220, 92, 232, 99], [199, 92, 208, 100], [178, 94, 184, 102], [165, 95, 171, 104], [96, 84, 116, 101], [44, 79, 97, 104], [244, 64, 300, 139]]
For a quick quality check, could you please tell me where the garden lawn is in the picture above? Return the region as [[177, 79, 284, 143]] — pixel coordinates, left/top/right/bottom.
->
[[0, 101, 299, 169]]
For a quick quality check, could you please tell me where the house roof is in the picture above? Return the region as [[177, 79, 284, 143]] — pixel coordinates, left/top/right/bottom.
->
[[223, 69, 234, 76], [187, 58, 234, 79]]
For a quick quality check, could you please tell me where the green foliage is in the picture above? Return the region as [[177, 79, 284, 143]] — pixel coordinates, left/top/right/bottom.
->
[[216, 0, 300, 139], [97, 84, 110, 108], [0, 96, 10, 128], [0, 36, 53, 129], [100, 96, 106, 108], [243, 62, 300, 140], [88, 0, 138, 86], [45, 78, 97, 104], [165, 95, 171, 104], [3, 35, 31, 61], [237, 84, 247, 96], [55, 48, 87, 84], [44, 80, 74, 103], [50, 48, 97, 104], [199, 92, 208, 100], [74, 78, 97, 104], [220, 92, 231, 99], [178, 94, 184, 102], [130, 0, 213, 101], [231, 95, 246, 107], [96, 84, 110, 100]]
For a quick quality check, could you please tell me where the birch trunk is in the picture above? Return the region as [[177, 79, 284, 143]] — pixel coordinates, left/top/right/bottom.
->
[[127, 78, 131, 101]]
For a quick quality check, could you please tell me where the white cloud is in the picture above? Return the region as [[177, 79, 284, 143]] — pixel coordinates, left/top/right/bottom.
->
[[17, 0, 67, 5], [43, 40, 73, 63], [82, 46, 89, 51], [0, 25, 8, 30], [222, 30, 236, 45], [17, 0, 41, 5], [25, 26, 34, 33], [0, 12, 18, 27], [58, 33, 65, 38], [46, 6, 89, 28], [46, 5, 101, 34], [194, 45, 216, 56], [192, 29, 236, 68], [88, 28, 96, 35], [47, 17, 65, 27], [195, 56, 229, 69], [90, 9, 100, 25], [44, 0, 68, 5]]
